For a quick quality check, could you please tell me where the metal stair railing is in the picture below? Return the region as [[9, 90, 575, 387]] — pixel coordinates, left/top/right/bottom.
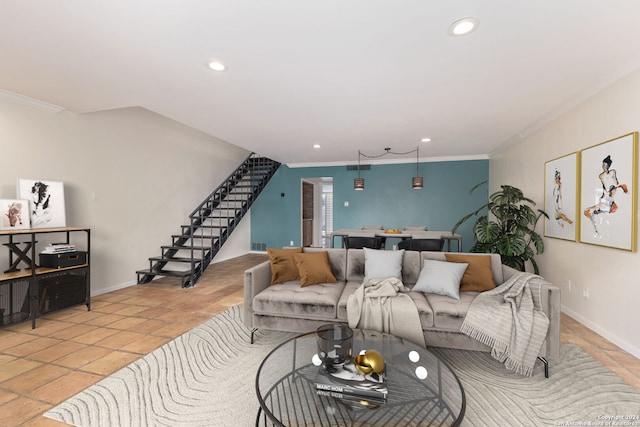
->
[[136, 153, 279, 287], [186, 154, 278, 286]]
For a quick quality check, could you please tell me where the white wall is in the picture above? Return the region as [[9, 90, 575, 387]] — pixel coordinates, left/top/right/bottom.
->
[[490, 68, 640, 358], [212, 210, 252, 263], [0, 98, 251, 295]]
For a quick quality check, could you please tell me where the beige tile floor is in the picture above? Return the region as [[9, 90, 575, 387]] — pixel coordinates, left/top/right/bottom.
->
[[1, 253, 639, 426]]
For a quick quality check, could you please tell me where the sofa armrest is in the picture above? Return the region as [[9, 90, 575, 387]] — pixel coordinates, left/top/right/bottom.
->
[[501, 265, 561, 360], [244, 260, 272, 329]]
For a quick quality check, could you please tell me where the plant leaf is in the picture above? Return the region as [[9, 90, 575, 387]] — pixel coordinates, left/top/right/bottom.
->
[[496, 234, 527, 256], [473, 219, 500, 244]]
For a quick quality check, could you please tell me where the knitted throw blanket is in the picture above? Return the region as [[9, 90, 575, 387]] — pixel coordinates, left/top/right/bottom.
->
[[459, 272, 550, 376], [347, 277, 426, 347]]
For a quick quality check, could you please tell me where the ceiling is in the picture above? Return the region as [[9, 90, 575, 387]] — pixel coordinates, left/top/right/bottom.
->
[[3, 1, 640, 167]]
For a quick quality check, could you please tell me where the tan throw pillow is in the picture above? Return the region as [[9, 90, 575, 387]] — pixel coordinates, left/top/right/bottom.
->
[[293, 251, 338, 287], [267, 247, 303, 285], [445, 253, 496, 292]]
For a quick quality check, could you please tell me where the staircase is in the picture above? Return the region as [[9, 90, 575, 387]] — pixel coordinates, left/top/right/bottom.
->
[[136, 154, 280, 287]]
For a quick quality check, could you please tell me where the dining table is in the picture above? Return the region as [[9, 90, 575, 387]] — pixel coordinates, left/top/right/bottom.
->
[[330, 229, 462, 252]]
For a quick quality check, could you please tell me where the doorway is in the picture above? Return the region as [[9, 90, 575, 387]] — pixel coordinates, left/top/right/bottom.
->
[[301, 178, 333, 248]]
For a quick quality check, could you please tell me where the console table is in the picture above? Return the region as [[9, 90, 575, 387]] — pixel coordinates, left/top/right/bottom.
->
[[0, 227, 90, 328]]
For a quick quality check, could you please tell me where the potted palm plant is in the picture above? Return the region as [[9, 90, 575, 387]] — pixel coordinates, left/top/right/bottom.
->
[[452, 183, 549, 274]]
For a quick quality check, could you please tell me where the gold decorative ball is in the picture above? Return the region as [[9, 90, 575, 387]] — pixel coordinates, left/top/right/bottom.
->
[[354, 350, 385, 375]]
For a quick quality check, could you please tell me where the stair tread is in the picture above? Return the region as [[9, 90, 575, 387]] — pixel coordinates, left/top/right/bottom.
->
[[161, 245, 212, 250], [180, 225, 229, 230], [199, 207, 241, 212], [182, 222, 232, 226], [149, 256, 203, 262], [136, 268, 192, 277]]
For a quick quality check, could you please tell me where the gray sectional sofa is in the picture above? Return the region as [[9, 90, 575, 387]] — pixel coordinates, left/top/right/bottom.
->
[[244, 247, 561, 374]]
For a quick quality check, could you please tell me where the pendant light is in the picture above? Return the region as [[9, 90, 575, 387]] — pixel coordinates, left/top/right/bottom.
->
[[354, 150, 364, 190], [353, 147, 423, 190], [412, 146, 424, 189]]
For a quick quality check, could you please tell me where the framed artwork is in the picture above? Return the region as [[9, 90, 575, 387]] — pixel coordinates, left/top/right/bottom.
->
[[0, 199, 31, 230], [17, 179, 67, 229], [544, 152, 579, 241], [579, 132, 638, 251]]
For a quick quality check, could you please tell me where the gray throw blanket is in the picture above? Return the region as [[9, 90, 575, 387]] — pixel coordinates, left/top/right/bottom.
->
[[460, 272, 550, 376], [347, 277, 426, 347]]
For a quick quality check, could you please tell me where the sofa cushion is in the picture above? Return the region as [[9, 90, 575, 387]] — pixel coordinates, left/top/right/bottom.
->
[[400, 251, 422, 285], [267, 247, 303, 285], [407, 291, 435, 328], [445, 253, 496, 292], [363, 248, 404, 282], [337, 281, 435, 328], [346, 249, 421, 286], [426, 291, 478, 330], [336, 281, 361, 321], [253, 280, 345, 319], [413, 259, 468, 300], [303, 247, 347, 281], [293, 251, 337, 287], [421, 252, 504, 284]]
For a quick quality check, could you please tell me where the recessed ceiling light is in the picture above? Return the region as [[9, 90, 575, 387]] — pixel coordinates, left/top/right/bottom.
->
[[420, 137, 432, 143], [313, 144, 321, 149], [207, 61, 227, 72], [448, 17, 479, 37]]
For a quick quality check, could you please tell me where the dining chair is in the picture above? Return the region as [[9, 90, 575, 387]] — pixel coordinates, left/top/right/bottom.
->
[[397, 238, 444, 251], [344, 236, 385, 250]]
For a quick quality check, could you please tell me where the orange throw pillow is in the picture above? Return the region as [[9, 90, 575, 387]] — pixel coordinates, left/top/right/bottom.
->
[[293, 252, 338, 287], [445, 253, 496, 292], [267, 247, 303, 285]]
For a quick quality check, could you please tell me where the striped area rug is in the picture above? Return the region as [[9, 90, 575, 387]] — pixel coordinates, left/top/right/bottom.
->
[[432, 345, 640, 426], [45, 306, 640, 426], [45, 306, 295, 427]]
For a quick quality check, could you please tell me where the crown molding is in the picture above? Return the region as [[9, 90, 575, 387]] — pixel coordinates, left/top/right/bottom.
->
[[0, 89, 65, 113], [493, 57, 640, 156], [285, 154, 489, 168]]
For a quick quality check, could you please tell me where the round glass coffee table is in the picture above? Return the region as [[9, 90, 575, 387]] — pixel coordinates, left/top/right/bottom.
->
[[255, 328, 465, 426]]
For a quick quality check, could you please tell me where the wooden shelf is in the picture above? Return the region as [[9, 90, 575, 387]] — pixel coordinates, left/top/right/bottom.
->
[[0, 265, 90, 283], [34, 264, 89, 276], [0, 227, 91, 328], [0, 227, 90, 236], [0, 269, 32, 281]]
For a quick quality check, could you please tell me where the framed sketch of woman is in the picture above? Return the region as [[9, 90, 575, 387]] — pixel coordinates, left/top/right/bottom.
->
[[17, 179, 66, 229], [579, 132, 637, 251], [544, 152, 579, 241]]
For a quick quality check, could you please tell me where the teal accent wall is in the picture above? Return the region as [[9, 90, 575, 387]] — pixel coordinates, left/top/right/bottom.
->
[[250, 160, 489, 251]]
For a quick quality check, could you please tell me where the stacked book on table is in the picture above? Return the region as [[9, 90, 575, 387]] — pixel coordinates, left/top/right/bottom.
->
[[315, 362, 388, 405], [41, 243, 76, 254]]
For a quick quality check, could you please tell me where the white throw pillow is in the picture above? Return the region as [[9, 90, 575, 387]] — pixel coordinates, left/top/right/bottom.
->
[[363, 248, 404, 282], [412, 259, 468, 300]]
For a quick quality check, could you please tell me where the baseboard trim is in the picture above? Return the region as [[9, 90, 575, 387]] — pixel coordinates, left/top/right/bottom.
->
[[91, 280, 136, 297], [562, 305, 640, 360]]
